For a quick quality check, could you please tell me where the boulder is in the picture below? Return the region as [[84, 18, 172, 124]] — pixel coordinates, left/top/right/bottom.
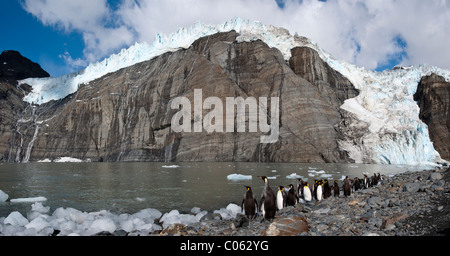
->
[[262, 216, 308, 236]]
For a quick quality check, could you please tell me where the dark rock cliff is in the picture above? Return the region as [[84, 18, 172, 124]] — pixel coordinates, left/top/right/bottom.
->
[[1, 31, 361, 162], [414, 74, 450, 161], [0, 50, 49, 82], [0, 31, 360, 162]]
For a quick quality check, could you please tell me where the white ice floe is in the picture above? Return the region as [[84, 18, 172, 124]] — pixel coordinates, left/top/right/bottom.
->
[[0, 201, 238, 236], [286, 173, 303, 179], [53, 157, 84, 163], [226, 174, 252, 180], [213, 203, 242, 220], [162, 165, 180, 168], [10, 196, 47, 203]]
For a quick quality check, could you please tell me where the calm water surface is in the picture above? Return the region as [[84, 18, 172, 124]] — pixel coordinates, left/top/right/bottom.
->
[[0, 162, 433, 217]]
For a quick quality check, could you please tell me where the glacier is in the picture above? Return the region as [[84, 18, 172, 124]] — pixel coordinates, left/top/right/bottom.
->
[[17, 17, 450, 165]]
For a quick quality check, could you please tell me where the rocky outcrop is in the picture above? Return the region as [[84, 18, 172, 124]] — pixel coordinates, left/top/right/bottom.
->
[[0, 50, 46, 162], [0, 50, 49, 83], [1, 31, 363, 163], [414, 74, 450, 161]]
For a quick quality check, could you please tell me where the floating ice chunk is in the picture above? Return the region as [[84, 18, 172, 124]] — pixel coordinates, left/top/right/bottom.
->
[[227, 174, 252, 180], [25, 217, 51, 232], [214, 203, 242, 220], [54, 157, 83, 163], [37, 158, 52, 162], [226, 203, 242, 217], [120, 219, 134, 233], [162, 165, 180, 168], [267, 176, 277, 179], [286, 173, 302, 179], [31, 202, 50, 214], [195, 210, 208, 222], [4, 211, 29, 226], [191, 207, 201, 214], [320, 173, 333, 178], [10, 196, 47, 203], [87, 218, 117, 235], [0, 190, 8, 202], [308, 170, 326, 174], [160, 210, 198, 228], [131, 208, 162, 222]]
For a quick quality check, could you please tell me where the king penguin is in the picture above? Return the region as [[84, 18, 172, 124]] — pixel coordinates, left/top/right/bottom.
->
[[323, 180, 332, 199], [297, 178, 304, 200], [353, 177, 361, 192], [363, 174, 370, 189], [343, 176, 351, 197], [286, 184, 297, 206], [258, 176, 276, 221], [242, 186, 258, 220], [303, 182, 312, 202], [316, 180, 323, 201], [276, 185, 287, 211], [333, 180, 340, 197]]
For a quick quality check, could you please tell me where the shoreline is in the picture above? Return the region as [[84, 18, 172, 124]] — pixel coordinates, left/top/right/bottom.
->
[[160, 167, 449, 236], [0, 166, 448, 236]]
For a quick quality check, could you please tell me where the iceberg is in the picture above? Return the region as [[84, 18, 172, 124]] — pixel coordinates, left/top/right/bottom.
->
[[226, 174, 252, 180], [10, 196, 47, 203], [0, 190, 8, 202]]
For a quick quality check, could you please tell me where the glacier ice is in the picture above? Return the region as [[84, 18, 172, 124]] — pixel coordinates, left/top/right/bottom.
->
[[17, 17, 450, 165], [227, 173, 252, 180], [0, 190, 8, 202]]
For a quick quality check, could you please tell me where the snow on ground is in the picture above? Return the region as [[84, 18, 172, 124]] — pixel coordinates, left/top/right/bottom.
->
[[0, 202, 241, 236]]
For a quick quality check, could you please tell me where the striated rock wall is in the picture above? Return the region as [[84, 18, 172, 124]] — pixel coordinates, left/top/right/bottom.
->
[[414, 74, 450, 161], [3, 31, 360, 162]]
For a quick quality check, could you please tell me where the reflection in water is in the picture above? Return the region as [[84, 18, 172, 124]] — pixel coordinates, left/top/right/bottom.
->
[[0, 162, 433, 217]]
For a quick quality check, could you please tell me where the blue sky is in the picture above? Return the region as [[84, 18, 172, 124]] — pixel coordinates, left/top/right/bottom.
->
[[0, 0, 448, 77]]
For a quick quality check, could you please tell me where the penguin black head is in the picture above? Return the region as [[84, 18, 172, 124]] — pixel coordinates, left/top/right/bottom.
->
[[288, 184, 294, 189], [304, 182, 309, 187], [245, 186, 252, 191], [258, 176, 268, 182], [277, 185, 284, 191]]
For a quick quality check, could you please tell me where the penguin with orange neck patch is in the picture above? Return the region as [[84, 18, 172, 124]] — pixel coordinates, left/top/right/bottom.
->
[[242, 186, 258, 220], [258, 176, 276, 221], [343, 176, 351, 197]]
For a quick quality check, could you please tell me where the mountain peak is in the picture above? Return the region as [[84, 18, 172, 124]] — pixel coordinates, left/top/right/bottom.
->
[[0, 50, 49, 82]]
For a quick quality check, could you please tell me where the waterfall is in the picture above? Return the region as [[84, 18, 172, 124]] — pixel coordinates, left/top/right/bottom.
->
[[22, 125, 40, 163]]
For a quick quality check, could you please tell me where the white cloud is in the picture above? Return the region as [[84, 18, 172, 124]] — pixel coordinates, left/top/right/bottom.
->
[[22, 0, 450, 73], [22, 0, 134, 69]]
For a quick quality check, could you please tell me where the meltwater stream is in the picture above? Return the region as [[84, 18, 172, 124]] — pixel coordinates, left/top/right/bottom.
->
[[0, 162, 434, 218]]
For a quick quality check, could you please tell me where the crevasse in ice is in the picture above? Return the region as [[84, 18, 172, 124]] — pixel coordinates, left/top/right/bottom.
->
[[18, 17, 450, 165]]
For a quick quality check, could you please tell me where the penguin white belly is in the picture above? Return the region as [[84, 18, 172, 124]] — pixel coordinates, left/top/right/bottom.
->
[[317, 185, 323, 201], [276, 191, 284, 210], [303, 187, 312, 202], [261, 201, 265, 217]]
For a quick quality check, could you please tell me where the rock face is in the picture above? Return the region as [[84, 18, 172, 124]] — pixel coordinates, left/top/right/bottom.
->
[[0, 31, 445, 163], [1, 31, 362, 163], [0, 50, 45, 162], [414, 74, 450, 161], [0, 50, 49, 82]]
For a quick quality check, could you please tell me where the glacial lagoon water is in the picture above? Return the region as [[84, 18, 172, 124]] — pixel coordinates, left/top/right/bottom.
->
[[0, 162, 434, 218]]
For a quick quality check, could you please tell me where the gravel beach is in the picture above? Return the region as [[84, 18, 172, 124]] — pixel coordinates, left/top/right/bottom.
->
[[157, 166, 450, 236]]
